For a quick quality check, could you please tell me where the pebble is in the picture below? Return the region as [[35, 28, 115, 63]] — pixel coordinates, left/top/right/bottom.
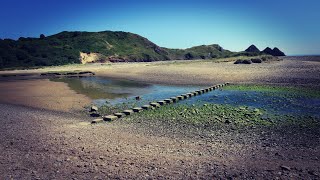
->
[[280, 165, 291, 171]]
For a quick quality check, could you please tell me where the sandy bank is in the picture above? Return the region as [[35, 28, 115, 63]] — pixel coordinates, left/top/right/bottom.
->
[[1, 57, 319, 89], [0, 79, 91, 112]]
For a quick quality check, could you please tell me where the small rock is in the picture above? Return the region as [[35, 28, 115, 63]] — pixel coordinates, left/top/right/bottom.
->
[[90, 105, 98, 112], [99, 156, 105, 160], [90, 112, 100, 117], [224, 119, 231, 124], [280, 165, 291, 171]]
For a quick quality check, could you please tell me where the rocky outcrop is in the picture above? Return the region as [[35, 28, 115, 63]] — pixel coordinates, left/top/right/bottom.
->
[[245, 45, 260, 53], [263, 47, 285, 56]]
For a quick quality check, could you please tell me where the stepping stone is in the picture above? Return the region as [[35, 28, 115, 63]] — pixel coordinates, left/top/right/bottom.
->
[[90, 112, 100, 117], [91, 118, 103, 124], [150, 102, 161, 108], [164, 99, 173, 104], [103, 115, 118, 121], [132, 107, 143, 112], [177, 96, 184, 100], [170, 97, 178, 102], [90, 105, 98, 112], [123, 109, 134, 115], [142, 105, 152, 110], [186, 93, 194, 97], [196, 90, 202, 94], [192, 92, 198, 96], [114, 112, 125, 118], [200, 89, 206, 93], [181, 94, 189, 98], [157, 101, 166, 105]]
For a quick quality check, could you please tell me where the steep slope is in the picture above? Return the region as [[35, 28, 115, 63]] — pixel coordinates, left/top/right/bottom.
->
[[245, 45, 260, 53], [262, 47, 285, 56], [165, 44, 233, 60], [0, 30, 285, 69]]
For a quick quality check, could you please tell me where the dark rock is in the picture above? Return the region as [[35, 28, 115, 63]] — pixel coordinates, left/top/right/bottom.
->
[[272, 47, 286, 56], [263, 47, 285, 56], [245, 45, 260, 53], [135, 96, 141, 101], [251, 58, 262, 63], [225, 119, 231, 124], [234, 59, 252, 64], [234, 60, 243, 64], [90, 112, 100, 117], [242, 59, 252, 64]]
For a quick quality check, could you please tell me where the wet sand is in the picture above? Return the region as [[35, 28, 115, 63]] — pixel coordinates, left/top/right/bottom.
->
[[0, 57, 319, 179], [0, 79, 91, 112]]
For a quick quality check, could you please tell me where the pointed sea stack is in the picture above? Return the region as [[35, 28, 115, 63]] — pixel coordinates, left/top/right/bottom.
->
[[272, 47, 285, 56], [262, 47, 285, 56], [245, 45, 260, 53]]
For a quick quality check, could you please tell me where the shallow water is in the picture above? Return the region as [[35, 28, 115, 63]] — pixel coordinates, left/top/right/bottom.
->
[[51, 77, 320, 117]]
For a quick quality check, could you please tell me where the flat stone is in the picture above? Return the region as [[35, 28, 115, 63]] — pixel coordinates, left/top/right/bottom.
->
[[186, 93, 194, 97], [181, 94, 189, 98], [123, 109, 134, 115], [142, 105, 152, 110], [200, 89, 206, 93], [114, 113, 125, 118], [196, 90, 202, 94], [90, 112, 100, 117], [132, 107, 143, 112], [91, 118, 103, 124], [157, 101, 166, 105], [150, 102, 161, 108], [170, 97, 178, 102], [164, 99, 173, 104], [177, 96, 184, 100], [90, 105, 98, 112], [103, 115, 118, 121]]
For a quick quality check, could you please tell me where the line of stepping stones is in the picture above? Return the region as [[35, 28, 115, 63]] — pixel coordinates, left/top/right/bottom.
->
[[91, 83, 229, 124]]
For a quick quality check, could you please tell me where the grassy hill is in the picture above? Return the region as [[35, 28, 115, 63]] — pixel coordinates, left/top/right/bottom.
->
[[0, 30, 280, 69]]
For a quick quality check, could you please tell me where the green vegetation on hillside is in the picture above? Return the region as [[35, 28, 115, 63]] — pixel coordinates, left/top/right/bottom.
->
[[0, 30, 282, 69]]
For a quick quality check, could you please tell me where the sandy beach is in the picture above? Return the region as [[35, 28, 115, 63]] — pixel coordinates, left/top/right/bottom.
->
[[0, 57, 319, 179]]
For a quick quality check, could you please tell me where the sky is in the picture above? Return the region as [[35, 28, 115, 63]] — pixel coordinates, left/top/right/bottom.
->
[[0, 0, 319, 55]]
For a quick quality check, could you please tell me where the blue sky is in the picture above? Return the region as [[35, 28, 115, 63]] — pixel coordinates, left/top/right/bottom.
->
[[0, 0, 319, 55]]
